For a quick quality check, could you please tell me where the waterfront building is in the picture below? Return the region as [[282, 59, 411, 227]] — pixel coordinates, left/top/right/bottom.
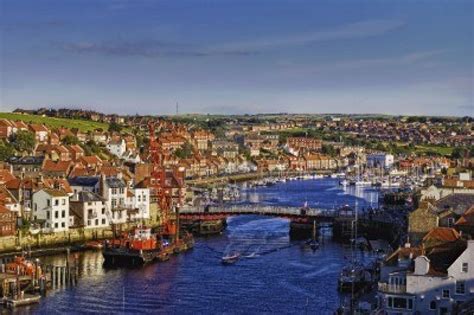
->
[[70, 191, 109, 229], [127, 184, 150, 221], [32, 188, 70, 232], [100, 176, 129, 224]]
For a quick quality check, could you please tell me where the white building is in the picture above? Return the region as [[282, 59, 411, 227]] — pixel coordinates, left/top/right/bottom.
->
[[100, 176, 128, 224], [70, 191, 109, 229], [32, 188, 70, 232], [378, 241, 474, 314], [126, 186, 150, 221], [106, 138, 127, 157]]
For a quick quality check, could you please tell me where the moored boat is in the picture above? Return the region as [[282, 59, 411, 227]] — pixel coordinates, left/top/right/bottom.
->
[[102, 226, 162, 266]]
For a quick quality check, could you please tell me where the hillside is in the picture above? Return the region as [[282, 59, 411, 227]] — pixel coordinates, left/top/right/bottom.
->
[[0, 112, 108, 132]]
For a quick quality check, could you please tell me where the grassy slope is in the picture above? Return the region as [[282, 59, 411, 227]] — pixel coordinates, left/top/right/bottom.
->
[[0, 112, 108, 132]]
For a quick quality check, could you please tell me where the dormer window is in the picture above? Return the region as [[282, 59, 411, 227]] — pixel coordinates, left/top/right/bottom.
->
[[462, 263, 468, 273]]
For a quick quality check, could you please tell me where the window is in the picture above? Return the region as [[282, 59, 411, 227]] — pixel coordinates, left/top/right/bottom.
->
[[62, 210, 65, 218], [54, 223, 58, 228], [442, 289, 450, 299], [456, 281, 465, 294], [46, 211, 50, 219], [34, 203, 37, 211], [447, 217, 455, 227], [61, 222, 65, 228], [62, 199, 66, 205], [143, 195, 146, 201], [430, 301, 436, 310], [112, 188, 117, 195], [55, 199, 59, 206], [47, 200, 50, 207], [393, 297, 408, 309], [138, 195, 141, 202], [387, 297, 393, 308], [55, 211, 59, 219], [462, 263, 468, 273], [102, 208, 105, 214], [95, 219, 98, 226], [102, 219, 106, 225]]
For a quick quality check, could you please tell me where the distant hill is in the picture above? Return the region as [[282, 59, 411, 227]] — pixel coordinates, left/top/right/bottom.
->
[[0, 112, 109, 132]]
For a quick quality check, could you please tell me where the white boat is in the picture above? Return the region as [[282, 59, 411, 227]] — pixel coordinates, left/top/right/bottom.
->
[[221, 252, 240, 265]]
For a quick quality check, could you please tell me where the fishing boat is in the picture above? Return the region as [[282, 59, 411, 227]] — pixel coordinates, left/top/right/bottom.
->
[[102, 226, 162, 266], [221, 252, 240, 265]]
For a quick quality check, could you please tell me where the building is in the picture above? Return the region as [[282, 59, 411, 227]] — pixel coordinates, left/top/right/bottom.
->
[[378, 239, 473, 315], [286, 137, 322, 156], [366, 153, 394, 168], [70, 191, 109, 229], [106, 138, 127, 157], [0, 205, 16, 236], [100, 176, 128, 224], [68, 176, 101, 195], [32, 188, 70, 232]]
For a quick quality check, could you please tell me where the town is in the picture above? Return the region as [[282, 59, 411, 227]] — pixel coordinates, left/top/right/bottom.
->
[[0, 108, 473, 313]]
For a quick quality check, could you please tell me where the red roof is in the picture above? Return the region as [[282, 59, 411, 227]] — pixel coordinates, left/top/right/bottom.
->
[[422, 227, 461, 243], [0, 169, 16, 184], [42, 160, 72, 173]]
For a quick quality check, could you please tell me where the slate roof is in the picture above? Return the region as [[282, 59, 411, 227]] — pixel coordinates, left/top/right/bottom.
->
[[435, 193, 474, 215], [75, 191, 104, 203], [105, 177, 126, 188], [68, 176, 100, 187]]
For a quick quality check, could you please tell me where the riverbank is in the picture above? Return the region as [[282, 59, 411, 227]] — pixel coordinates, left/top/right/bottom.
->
[[188, 169, 335, 187]]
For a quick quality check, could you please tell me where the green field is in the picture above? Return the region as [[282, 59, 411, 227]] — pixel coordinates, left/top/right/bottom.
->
[[0, 112, 109, 132]]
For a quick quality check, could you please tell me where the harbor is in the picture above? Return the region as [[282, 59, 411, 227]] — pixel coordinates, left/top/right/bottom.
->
[[1, 178, 399, 314]]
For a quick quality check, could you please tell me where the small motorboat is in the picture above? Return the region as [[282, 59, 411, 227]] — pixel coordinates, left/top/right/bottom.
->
[[85, 241, 103, 250], [221, 252, 240, 265]]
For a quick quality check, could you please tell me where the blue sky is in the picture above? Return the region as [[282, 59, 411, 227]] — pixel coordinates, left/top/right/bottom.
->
[[1, 0, 473, 115]]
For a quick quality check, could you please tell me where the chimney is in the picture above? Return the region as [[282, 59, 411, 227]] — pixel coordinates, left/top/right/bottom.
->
[[414, 256, 430, 275]]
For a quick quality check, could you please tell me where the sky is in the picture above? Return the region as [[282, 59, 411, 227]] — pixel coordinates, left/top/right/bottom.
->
[[1, 0, 473, 116]]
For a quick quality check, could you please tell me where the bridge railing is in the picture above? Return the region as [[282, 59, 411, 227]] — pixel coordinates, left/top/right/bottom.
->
[[180, 205, 336, 217]]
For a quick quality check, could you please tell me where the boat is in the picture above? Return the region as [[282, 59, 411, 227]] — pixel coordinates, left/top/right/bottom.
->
[[337, 262, 368, 292], [337, 208, 368, 292], [221, 252, 240, 265], [302, 221, 319, 251], [84, 240, 103, 250], [339, 179, 349, 187], [102, 226, 163, 266]]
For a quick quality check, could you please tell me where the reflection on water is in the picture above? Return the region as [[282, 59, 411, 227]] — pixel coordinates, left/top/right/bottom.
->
[[7, 179, 381, 314]]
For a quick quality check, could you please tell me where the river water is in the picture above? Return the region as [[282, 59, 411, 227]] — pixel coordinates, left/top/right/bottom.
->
[[12, 179, 382, 314]]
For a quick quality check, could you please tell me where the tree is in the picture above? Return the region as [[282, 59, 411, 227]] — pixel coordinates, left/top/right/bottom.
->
[[108, 122, 123, 133], [10, 130, 35, 153], [321, 144, 336, 156], [0, 141, 15, 160], [174, 142, 193, 159], [62, 135, 79, 145]]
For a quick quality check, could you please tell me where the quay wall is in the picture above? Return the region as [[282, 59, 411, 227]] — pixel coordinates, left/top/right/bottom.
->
[[0, 204, 163, 255]]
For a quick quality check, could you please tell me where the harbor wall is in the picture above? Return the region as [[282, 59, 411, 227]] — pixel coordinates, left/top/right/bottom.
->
[[0, 203, 163, 255]]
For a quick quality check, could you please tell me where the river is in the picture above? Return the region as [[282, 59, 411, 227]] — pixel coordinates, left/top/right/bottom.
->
[[11, 178, 382, 314]]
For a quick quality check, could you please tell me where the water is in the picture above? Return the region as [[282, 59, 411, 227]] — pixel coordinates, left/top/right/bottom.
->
[[10, 179, 381, 314]]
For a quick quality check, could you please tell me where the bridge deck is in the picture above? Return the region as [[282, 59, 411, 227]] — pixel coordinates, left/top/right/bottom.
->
[[180, 205, 336, 218]]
